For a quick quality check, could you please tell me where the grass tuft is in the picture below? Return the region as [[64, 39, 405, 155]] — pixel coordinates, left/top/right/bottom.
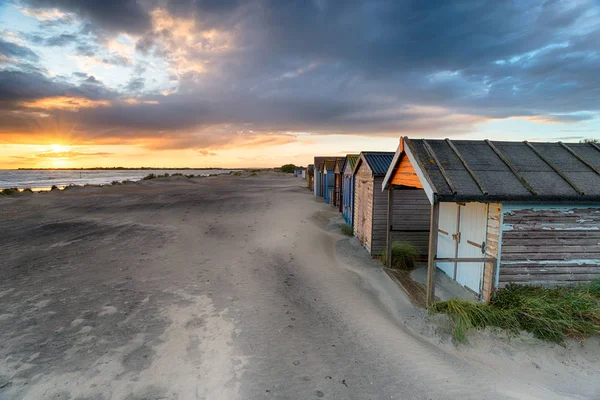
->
[[431, 280, 600, 344], [22, 188, 33, 193], [50, 185, 59, 191], [339, 223, 353, 236], [380, 242, 419, 270]]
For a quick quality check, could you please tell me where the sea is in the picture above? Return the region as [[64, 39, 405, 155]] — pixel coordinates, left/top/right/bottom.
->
[[0, 169, 233, 191]]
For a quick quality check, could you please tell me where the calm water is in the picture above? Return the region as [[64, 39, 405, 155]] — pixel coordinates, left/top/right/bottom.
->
[[0, 169, 232, 190]]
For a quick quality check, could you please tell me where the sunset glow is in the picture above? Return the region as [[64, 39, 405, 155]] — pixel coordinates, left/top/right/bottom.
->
[[0, 1, 598, 169]]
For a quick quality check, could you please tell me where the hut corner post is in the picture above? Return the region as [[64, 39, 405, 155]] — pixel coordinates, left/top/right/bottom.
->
[[426, 201, 440, 307], [386, 187, 394, 268]]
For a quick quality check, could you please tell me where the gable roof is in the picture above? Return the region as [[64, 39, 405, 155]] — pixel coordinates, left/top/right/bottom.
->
[[342, 154, 359, 174], [324, 159, 336, 170], [354, 152, 395, 176], [313, 156, 335, 173], [385, 137, 600, 203]]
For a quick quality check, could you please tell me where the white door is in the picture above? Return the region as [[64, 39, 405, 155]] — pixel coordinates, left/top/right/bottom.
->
[[456, 203, 488, 294], [437, 203, 459, 278]]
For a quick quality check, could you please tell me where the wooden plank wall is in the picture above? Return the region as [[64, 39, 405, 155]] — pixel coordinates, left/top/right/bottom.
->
[[373, 181, 431, 257], [500, 207, 600, 286], [342, 165, 354, 226], [482, 203, 502, 302], [353, 163, 374, 253]]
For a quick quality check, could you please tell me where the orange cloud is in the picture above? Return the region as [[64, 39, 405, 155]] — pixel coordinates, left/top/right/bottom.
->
[[19, 96, 111, 112]]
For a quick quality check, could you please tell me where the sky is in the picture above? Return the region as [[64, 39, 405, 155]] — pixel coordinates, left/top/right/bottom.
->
[[0, 0, 599, 169]]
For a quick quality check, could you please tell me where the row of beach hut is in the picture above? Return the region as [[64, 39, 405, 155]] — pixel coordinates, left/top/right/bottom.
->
[[311, 137, 600, 305]]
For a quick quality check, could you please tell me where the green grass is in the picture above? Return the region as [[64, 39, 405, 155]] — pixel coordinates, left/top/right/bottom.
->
[[339, 223, 353, 236], [1, 187, 20, 196], [380, 242, 419, 270], [431, 280, 600, 344]]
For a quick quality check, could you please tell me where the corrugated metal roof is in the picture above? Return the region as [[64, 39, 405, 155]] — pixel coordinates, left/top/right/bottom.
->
[[402, 137, 600, 202], [362, 152, 395, 176], [343, 154, 359, 172]]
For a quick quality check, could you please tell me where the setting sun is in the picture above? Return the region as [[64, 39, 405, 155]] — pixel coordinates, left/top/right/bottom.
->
[[50, 144, 70, 153]]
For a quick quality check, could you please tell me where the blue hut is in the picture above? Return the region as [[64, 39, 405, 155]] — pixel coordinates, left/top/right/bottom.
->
[[323, 159, 336, 204], [342, 154, 359, 226], [313, 156, 332, 197]]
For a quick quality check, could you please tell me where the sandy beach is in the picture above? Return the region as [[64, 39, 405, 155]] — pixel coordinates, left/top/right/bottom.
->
[[1, 172, 598, 400]]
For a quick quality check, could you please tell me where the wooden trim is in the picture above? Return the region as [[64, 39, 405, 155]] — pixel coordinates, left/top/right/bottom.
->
[[404, 138, 438, 204], [446, 139, 488, 195], [525, 141, 584, 195], [485, 139, 537, 195], [386, 187, 393, 268], [438, 229, 449, 235], [422, 139, 457, 194], [426, 202, 440, 307], [559, 142, 600, 176], [466, 240, 483, 249]]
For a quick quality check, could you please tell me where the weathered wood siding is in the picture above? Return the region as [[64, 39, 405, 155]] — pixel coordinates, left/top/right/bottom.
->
[[482, 203, 502, 302], [384, 187, 431, 258], [354, 162, 374, 253], [500, 206, 600, 286]]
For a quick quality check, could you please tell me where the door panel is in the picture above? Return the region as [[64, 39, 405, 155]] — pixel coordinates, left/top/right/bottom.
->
[[437, 202, 458, 278], [456, 203, 488, 293]]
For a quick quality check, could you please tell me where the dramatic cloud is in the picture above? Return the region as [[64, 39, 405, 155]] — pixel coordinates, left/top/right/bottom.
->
[[1, 0, 599, 151]]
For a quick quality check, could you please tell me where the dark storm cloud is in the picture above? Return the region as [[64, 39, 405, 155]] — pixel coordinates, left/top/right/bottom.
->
[[22, 0, 152, 34], [0, 69, 116, 103], [0, 39, 39, 62], [3, 0, 600, 147]]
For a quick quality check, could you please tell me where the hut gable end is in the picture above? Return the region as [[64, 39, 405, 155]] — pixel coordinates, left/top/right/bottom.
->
[[391, 155, 424, 189]]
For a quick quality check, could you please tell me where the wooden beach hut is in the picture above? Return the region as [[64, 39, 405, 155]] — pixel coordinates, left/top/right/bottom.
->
[[333, 158, 345, 211], [323, 159, 336, 204], [307, 164, 314, 191], [353, 151, 399, 256], [342, 154, 359, 226], [313, 157, 326, 197], [383, 137, 600, 305]]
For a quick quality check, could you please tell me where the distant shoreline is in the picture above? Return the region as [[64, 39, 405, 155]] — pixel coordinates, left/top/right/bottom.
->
[[14, 167, 229, 171]]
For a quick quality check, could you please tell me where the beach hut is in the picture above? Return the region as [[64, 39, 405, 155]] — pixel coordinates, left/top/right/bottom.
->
[[342, 154, 359, 226], [333, 158, 345, 211], [307, 164, 314, 191], [313, 157, 334, 197], [353, 151, 400, 256], [383, 137, 600, 305], [323, 159, 336, 204]]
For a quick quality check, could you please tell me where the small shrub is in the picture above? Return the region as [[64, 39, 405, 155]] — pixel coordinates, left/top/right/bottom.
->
[[22, 188, 33, 193], [111, 180, 121, 185], [231, 171, 243, 176], [380, 242, 419, 270], [185, 174, 195, 178], [142, 173, 156, 180], [122, 180, 129, 184], [249, 172, 257, 176], [339, 223, 353, 236], [50, 185, 59, 191], [280, 164, 297, 173], [172, 173, 183, 176], [1, 187, 20, 196]]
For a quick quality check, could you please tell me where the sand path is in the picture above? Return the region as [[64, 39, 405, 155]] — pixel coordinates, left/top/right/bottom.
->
[[0, 173, 598, 399]]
